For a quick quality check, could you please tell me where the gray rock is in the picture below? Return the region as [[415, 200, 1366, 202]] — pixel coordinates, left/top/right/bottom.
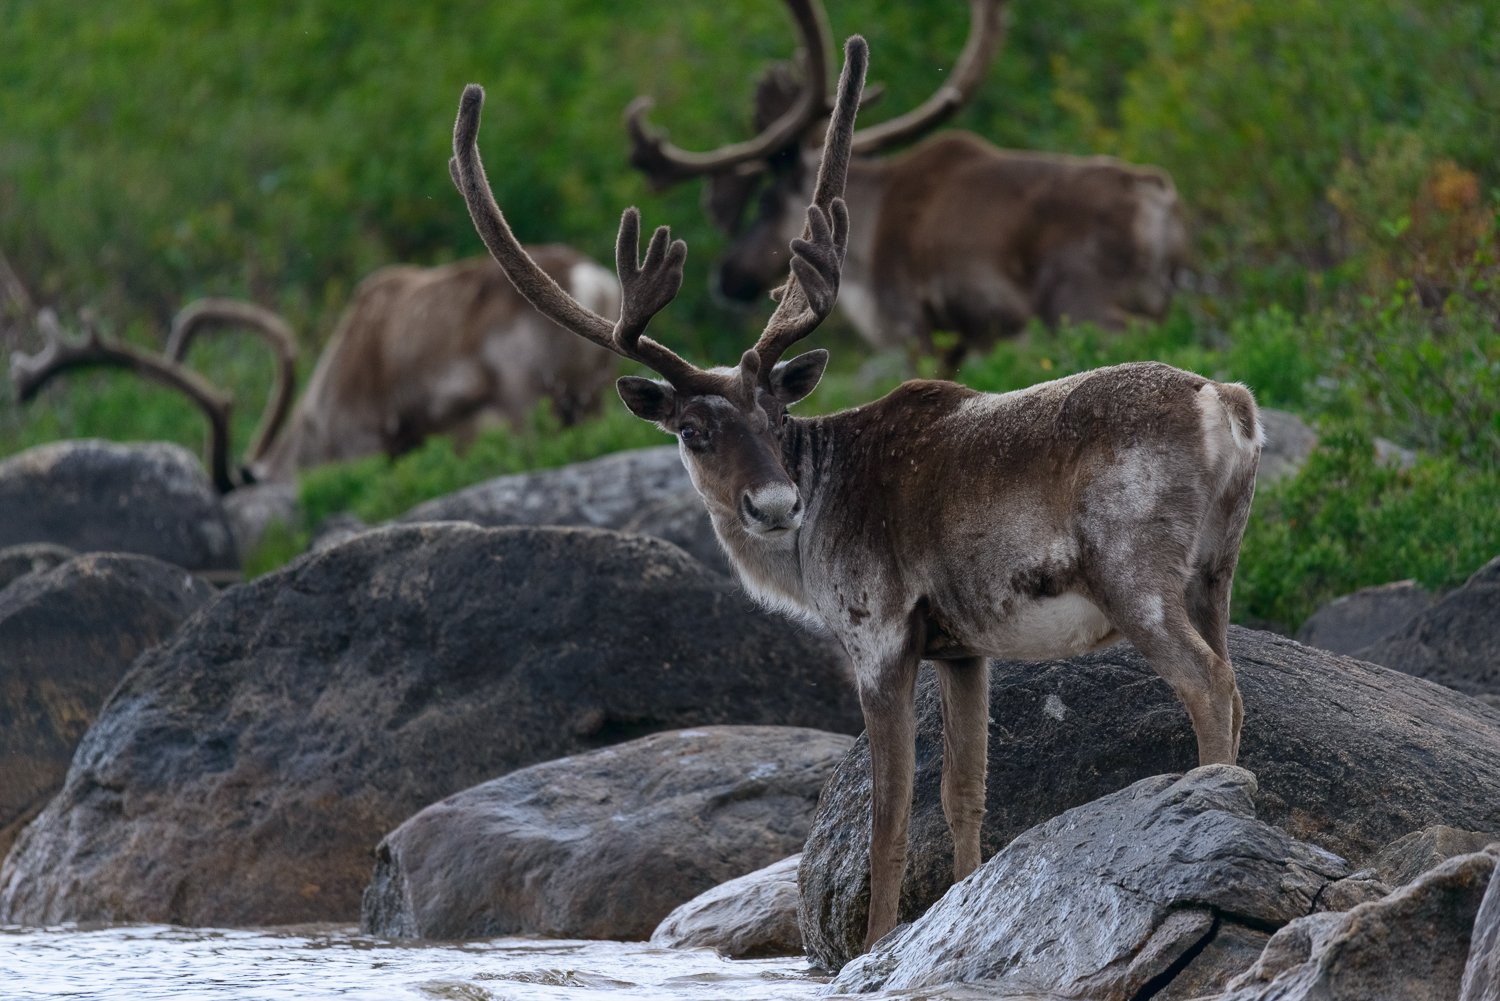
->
[[0, 553, 214, 860], [1355, 555, 1500, 700], [0, 440, 238, 576], [651, 854, 804, 959], [362, 729, 849, 942], [0, 524, 860, 927], [1220, 846, 1498, 1001], [1295, 580, 1433, 655], [220, 481, 300, 558], [1256, 408, 1318, 486], [397, 445, 720, 571], [799, 627, 1500, 970], [1372, 824, 1500, 887], [831, 766, 1348, 997], [1463, 851, 1500, 1001], [0, 543, 76, 592]]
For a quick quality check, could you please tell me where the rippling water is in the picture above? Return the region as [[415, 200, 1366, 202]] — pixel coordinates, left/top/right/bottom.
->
[[1, 925, 843, 1001]]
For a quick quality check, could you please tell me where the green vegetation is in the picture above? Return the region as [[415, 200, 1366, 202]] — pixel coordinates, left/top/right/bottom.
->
[[4, 1, 1498, 629]]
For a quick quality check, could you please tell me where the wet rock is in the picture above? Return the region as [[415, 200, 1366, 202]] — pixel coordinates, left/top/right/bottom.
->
[[1219, 847, 1498, 1001], [0, 543, 76, 592], [397, 446, 717, 570], [1355, 555, 1500, 701], [831, 766, 1348, 997], [0, 440, 238, 576], [1463, 856, 1500, 1001], [0, 553, 214, 860], [800, 627, 1500, 970], [1294, 580, 1433, 656], [0, 524, 859, 927], [651, 854, 804, 959], [362, 729, 849, 942]]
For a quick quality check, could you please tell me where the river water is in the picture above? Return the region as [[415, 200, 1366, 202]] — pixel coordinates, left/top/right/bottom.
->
[[0, 924, 991, 1001]]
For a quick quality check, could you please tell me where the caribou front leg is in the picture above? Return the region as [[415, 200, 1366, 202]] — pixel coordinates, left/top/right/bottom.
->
[[855, 640, 921, 951]]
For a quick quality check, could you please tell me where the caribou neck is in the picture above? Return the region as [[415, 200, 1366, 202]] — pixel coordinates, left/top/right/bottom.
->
[[708, 413, 831, 622]]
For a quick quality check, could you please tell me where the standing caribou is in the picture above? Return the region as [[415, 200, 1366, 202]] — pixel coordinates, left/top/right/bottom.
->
[[454, 34, 1261, 954], [627, 0, 1189, 373], [10, 248, 620, 491]]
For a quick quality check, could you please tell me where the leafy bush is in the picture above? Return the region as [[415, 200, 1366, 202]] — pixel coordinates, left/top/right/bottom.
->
[[1237, 426, 1500, 631]]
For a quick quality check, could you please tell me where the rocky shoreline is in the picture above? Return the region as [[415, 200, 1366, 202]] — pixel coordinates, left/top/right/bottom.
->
[[1, 436, 1496, 999]]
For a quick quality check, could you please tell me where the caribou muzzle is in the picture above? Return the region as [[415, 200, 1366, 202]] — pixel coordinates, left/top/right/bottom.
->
[[740, 480, 803, 535]]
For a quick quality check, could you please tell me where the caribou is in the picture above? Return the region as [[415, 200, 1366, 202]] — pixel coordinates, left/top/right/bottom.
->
[[627, 0, 1189, 374], [452, 35, 1261, 954], [10, 248, 620, 490]]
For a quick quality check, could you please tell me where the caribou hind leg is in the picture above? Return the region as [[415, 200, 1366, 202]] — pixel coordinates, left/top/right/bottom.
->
[[1096, 582, 1239, 767], [935, 656, 990, 881]]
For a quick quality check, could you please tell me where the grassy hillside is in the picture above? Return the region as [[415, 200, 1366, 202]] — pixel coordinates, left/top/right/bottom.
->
[[3, 0, 1497, 627]]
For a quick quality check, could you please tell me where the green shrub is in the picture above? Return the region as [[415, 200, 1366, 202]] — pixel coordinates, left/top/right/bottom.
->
[[1236, 426, 1500, 631]]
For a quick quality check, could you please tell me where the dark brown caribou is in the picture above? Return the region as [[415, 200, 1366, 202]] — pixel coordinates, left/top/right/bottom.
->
[[452, 34, 1260, 955], [627, 0, 1189, 373], [10, 249, 619, 490]]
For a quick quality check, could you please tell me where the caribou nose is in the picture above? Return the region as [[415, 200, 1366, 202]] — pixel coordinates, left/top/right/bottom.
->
[[740, 483, 803, 533]]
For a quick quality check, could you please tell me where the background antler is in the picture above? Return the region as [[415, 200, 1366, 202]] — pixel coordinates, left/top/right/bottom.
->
[[451, 84, 715, 391], [625, 0, 833, 190], [166, 298, 298, 464], [752, 36, 866, 379], [11, 309, 240, 492], [849, 0, 1008, 155]]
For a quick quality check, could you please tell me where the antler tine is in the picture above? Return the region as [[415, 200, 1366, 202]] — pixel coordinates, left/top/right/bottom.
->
[[452, 84, 707, 388], [10, 309, 239, 493], [850, 0, 1008, 156], [753, 35, 867, 378], [625, 0, 833, 190], [167, 298, 299, 464]]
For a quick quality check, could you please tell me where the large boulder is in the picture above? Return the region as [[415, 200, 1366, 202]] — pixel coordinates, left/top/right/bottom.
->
[[0, 553, 215, 860], [1355, 555, 1500, 702], [0, 440, 238, 576], [1464, 854, 1500, 1001], [397, 446, 724, 572], [800, 627, 1500, 970], [831, 766, 1349, 998], [1294, 579, 1433, 656], [0, 523, 860, 927], [651, 854, 805, 959], [362, 727, 849, 941], [1219, 846, 1498, 1001]]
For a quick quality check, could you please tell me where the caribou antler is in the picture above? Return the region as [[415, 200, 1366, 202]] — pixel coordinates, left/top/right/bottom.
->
[[11, 309, 240, 493], [166, 298, 298, 464], [850, 0, 1007, 155], [625, 0, 834, 190], [753, 36, 865, 379], [451, 84, 718, 392]]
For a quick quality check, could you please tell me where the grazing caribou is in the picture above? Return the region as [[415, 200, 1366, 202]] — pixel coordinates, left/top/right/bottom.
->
[[10, 249, 620, 490], [627, 0, 1189, 373], [452, 35, 1260, 954]]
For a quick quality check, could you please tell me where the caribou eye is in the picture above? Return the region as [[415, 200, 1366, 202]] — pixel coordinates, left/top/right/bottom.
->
[[680, 426, 700, 442]]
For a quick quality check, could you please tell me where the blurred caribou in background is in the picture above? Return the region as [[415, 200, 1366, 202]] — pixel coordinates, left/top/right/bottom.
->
[[9, 249, 620, 491], [627, 0, 1188, 373]]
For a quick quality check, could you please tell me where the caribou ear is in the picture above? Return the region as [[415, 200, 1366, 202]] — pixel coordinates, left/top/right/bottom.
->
[[617, 376, 677, 424], [769, 349, 829, 405]]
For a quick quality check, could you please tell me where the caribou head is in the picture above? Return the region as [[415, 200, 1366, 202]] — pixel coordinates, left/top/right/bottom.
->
[[450, 36, 868, 548]]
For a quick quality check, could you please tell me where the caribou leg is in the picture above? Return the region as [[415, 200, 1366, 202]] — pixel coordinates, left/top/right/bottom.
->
[[934, 656, 989, 880], [858, 648, 921, 950]]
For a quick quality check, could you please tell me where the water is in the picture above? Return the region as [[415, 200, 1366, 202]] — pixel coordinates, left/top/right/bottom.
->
[[0, 925, 835, 1001]]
